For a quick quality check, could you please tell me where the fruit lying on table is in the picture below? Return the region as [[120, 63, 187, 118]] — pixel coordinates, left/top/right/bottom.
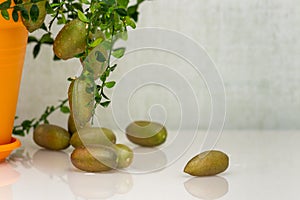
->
[[33, 124, 70, 150], [71, 145, 118, 172], [70, 127, 116, 148], [115, 144, 133, 169], [184, 150, 229, 176], [125, 121, 167, 147]]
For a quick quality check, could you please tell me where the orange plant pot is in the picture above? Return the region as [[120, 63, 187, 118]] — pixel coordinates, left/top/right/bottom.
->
[[0, 7, 27, 161]]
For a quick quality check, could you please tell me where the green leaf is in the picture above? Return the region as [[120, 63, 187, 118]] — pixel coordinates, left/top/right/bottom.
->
[[103, 0, 115, 6], [12, 9, 19, 22], [40, 23, 48, 31], [115, 8, 127, 16], [14, 0, 23, 5], [30, 4, 39, 22], [105, 81, 116, 88], [80, 0, 89, 4], [45, 1, 54, 14], [33, 43, 41, 58], [40, 33, 54, 44], [73, 3, 83, 12], [57, 17, 65, 25], [100, 101, 111, 107], [50, 3, 61, 9], [77, 10, 89, 23], [95, 95, 101, 103], [21, 120, 33, 128], [117, 0, 129, 7], [13, 129, 25, 136], [119, 31, 128, 41], [1, 10, 9, 20], [60, 106, 70, 113], [21, 8, 29, 21], [60, 13, 67, 24], [112, 47, 125, 58], [90, 37, 103, 48], [28, 36, 38, 43], [127, 5, 137, 15], [53, 54, 61, 60], [125, 16, 136, 29], [101, 92, 110, 100], [101, 41, 112, 51], [110, 64, 117, 72], [95, 51, 106, 62], [0, 1, 11, 10], [12, 5, 21, 11], [128, 5, 139, 22], [100, 73, 106, 82]]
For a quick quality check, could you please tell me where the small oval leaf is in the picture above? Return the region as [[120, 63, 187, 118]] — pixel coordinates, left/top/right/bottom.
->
[[1, 9, 9, 20], [30, 4, 39, 22], [12, 9, 19, 22], [112, 47, 125, 58], [105, 81, 116, 88], [77, 10, 89, 23]]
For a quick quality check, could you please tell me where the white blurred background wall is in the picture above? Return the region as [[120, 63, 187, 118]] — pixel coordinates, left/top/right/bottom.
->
[[16, 0, 300, 130]]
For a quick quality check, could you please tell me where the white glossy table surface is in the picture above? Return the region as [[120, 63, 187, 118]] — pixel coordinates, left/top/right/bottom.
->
[[1, 131, 299, 200]]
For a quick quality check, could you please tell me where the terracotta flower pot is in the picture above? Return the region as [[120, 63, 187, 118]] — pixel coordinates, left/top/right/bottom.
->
[[0, 4, 27, 161]]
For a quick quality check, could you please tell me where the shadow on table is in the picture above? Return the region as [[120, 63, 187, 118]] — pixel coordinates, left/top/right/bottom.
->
[[32, 149, 134, 199], [67, 170, 133, 199], [184, 176, 229, 199], [126, 146, 167, 173], [0, 162, 20, 200]]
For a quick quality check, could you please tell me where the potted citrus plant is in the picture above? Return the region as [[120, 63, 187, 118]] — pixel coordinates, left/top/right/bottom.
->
[[0, 0, 27, 161], [0, 0, 145, 162]]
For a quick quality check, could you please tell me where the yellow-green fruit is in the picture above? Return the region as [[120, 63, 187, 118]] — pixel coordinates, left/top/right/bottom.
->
[[53, 19, 87, 60], [21, 0, 47, 32], [71, 145, 118, 172], [68, 80, 75, 111], [70, 127, 116, 148], [69, 78, 94, 127], [125, 121, 167, 147], [184, 150, 229, 176], [33, 124, 71, 150], [68, 114, 77, 135], [82, 46, 108, 80], [115, 144, 133, 169]]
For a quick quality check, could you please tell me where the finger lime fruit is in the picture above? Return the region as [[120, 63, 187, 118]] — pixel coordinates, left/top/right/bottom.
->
[[71, 145, 118, 172], [82, 46, 108, 80], [115, 144, 133, 169], [125, 121, 167, 147], [68, 114, 77, 135], [69, 78, 94, 127], [184, 150, 229, 176], [33, 124, 71, 150], [68, 79, 75, 111], [70, 127, 116, 148], [53, 18, 87, 60], [21, 0, 47, 32]]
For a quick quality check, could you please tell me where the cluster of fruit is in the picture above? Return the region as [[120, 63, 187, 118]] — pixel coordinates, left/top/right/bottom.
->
[[33, 117, 168, 172], [33, 116, 229, 176]]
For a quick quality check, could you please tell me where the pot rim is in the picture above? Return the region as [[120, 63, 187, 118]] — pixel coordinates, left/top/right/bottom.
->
[[0, 137, 21, 162]]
